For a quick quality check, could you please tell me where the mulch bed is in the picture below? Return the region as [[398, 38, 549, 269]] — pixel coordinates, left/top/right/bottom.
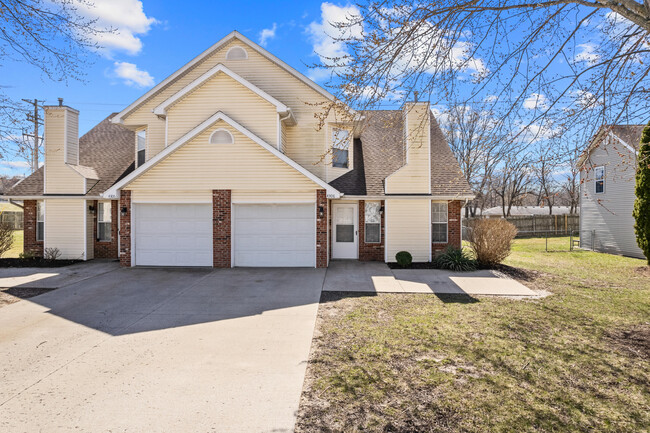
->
[[0, 287, 56, 308], [387, 262, 439, 270], [0, 258, 80, 268]]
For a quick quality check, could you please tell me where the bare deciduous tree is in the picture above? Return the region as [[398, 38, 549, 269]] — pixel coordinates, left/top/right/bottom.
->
[[0, 0, 109, 160]]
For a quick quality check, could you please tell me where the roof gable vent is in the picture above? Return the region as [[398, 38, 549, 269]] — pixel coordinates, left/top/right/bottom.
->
[[226, 46, 248, 60]]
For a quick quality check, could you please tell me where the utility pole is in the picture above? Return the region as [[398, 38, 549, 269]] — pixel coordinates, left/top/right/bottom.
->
[[21, 98, 44, 173]]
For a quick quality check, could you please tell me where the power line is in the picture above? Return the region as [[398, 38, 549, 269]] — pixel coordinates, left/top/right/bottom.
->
[[20, 98, 45, 174]]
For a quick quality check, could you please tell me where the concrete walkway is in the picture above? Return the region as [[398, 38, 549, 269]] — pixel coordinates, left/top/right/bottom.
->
[[0, 259, 119, 289], [323, 261, 537, 296], [0, 266, 323, 432]]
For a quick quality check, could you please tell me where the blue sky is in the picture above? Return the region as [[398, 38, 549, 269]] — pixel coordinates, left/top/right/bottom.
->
[[2, 0, 346, 176]]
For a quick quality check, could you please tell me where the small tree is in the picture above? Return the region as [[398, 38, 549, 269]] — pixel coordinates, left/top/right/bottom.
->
[[633, 122, 650, 265], [0, 223, 14, 258]]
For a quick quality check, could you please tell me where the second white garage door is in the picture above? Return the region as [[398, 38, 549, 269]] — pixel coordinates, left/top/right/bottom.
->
[[134, 204, 212, 267], [233, 204, 315, 267]]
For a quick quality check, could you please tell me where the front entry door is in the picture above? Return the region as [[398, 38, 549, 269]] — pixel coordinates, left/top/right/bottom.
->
[[332, 203, 358, 259]]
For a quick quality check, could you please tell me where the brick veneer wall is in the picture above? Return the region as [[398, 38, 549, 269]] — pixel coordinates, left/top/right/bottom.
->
[[358, 200, 385, 261], [23, 200, 43, 257], [213, 190, 231, 268], [119, 190, 131, 267], [93, 200, 119, 259], [432, 200, 462, 255], [316, 190, 328, 268]]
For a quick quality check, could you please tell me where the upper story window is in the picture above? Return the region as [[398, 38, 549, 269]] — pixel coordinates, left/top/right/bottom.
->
[[432, 202, 448, 244], [97, 202, 112, 242], [36, 200, 44, 242], [226, 46, 248, 60], [209, 129, 234, 144], [137, 130, 146, 167], [332, 128, 350, 169], [595, 166, 605, 194]]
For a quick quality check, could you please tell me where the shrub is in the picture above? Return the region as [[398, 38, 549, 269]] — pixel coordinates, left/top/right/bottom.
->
[[0, 223, 13, 258], [435, 247, 477, 272], [44, 247, 62, 261], [467, 218, 517, 267], [19, 251, 36, 260], [395, 251, 412, 268], [634, 121, 650, 265]]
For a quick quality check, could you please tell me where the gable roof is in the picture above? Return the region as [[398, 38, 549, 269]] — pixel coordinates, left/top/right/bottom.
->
[[5, 114, 134, 197], [103, 111, 341, 198], [579, 124, 644, 166], [329, 110, 474, 198], [112, 31, 336, 124], [152, 63, 290, 117]]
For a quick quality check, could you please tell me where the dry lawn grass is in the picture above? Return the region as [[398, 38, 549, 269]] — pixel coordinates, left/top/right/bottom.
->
[[296, 237, 649, 432]]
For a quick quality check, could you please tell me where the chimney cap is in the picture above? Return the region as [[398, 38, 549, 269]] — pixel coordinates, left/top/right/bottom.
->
[[58, 97, 63, 107]]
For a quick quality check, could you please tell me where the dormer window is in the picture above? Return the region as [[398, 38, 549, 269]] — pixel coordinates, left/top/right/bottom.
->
[[226, 46, 248, 60], [137, 130, 146, 167], [209, 129, 234, 144], [332, 128, 350, 169]]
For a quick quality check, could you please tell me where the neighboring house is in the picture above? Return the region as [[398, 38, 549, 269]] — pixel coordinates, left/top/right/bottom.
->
[[578, 125, 645, 260], [480, 206, 577, 217], [4, 31, 473, 267]]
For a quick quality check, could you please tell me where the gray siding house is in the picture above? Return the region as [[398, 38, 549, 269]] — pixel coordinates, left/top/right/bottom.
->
[[579, 125, 646, 260]]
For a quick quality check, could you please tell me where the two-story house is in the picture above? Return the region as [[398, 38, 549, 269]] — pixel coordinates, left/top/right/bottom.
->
[[6, 31, 473, 268], [579, 124, 646, 259]]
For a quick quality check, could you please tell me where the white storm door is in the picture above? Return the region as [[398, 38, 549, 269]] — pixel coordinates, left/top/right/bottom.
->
[[332, 203, 358, 259]]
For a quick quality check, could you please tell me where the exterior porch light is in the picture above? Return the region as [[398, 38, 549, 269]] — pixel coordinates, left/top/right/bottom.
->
[[121, 206, 128, 217], [379, 206, 384, 215], [88, 205, 96, 214], [318, 206, 324, 217]]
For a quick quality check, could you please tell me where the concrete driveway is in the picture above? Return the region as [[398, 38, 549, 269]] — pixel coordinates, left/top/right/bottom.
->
[[0, 266, 324, 432]]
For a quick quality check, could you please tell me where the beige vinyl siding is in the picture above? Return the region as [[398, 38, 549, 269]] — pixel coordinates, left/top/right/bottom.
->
[[120, 37, 336, 179], [44, 108, 84, 194], [126, 120, 320, 194], [65, 110, 79, 165], [385, 199, 431, 262], [132, 190, 212, 203], [580, 137, 644, 259], [44, 199, 86, 260], [86, 201, 94, 260], [385, 104, 430, 194], [166, 72, 278, 146]]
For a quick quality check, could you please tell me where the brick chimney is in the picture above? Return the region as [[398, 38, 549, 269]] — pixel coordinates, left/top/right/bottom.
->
[[43, 99, 84, 194]]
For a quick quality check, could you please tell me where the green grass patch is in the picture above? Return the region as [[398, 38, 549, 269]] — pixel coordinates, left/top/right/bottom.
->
[[297, 238, 649, 432]]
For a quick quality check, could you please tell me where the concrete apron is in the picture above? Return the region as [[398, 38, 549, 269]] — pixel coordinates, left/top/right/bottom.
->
[[323, 260, 537, 296], [0, 267, 324, 433]]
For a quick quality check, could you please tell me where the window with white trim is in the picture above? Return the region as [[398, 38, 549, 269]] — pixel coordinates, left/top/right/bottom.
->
[[364, 201, 381, 243], [431, 202, 448, 243], [137, 130, 146, 167], [595, 166, 605, 194], [332, 128, 350, 168], [36, 200, 44, 242], [97, 202, 112, 242]]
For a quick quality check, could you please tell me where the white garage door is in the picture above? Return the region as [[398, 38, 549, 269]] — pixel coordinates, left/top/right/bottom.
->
[[134, 204, 212, 267], [234, 204, 315, 267]]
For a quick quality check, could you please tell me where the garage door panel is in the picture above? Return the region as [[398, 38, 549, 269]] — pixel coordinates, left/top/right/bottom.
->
[[234, 204, 315, 267], [135, 204, 212, 267]]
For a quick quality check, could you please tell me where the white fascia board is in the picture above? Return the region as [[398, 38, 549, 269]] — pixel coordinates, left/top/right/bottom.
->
[[153, 64, 289, 116], [610, 131, 638, 155], [103, 111, 341, 198], [3, 195, 104, 200], [112, 30, 341, 124]]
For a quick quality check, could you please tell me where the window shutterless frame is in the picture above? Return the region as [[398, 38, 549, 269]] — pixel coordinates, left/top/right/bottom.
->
[[97, 201, 112, 242], [594, 166, 605, 194], [431, 202, 448, 243], [36, 200, 44, 242], [332, 128, 350, 169], [136, 130, 146, 167]]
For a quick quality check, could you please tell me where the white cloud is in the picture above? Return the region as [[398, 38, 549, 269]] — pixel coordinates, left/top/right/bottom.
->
[[523, 93, 548, 110], [575, 43, 599, 64], [113, 61, 154, 87], [259, 23, 278, 47], [307, 67, 333, 82], [76, 0, 157, 56], [307, 3, 362, 63], [0, 161, 29, 169]]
